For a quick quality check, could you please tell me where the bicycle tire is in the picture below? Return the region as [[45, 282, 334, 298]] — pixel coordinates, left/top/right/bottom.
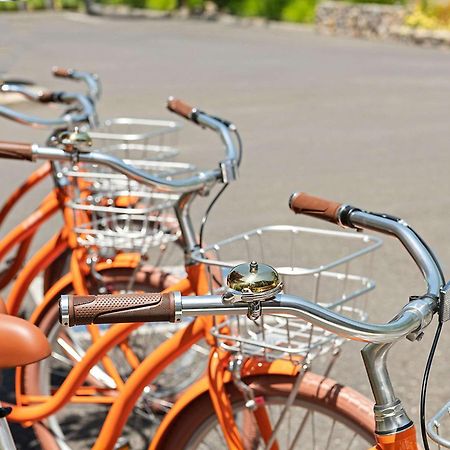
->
[[153, 372, 375, 449]]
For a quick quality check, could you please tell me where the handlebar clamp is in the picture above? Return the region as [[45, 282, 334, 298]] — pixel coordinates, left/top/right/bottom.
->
[[219, 159, 238, 184]]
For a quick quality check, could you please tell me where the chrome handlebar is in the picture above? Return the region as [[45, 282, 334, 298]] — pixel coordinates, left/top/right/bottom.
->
[[33, 146, 222, 192], [347, 210, 444, 298], [28, 110, 238, 191], [180, 208, 443, 344], [178, 293, 429, 344], [52, 67, 101, 101], [60, 207, 444, 345], [0, 90, 96, 128]]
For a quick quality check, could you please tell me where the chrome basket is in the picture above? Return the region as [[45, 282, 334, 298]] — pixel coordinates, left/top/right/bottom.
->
[[427, 401, 450, 448], [62, 129, 198, 254], [88, 117, 182, 160], [191, 225, 382, 362]]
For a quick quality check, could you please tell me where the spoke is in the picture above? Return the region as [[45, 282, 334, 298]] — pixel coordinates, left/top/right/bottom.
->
[[264, 369, 306, 450], [56, 337, 117, 388], [311, 410, 316, 450], [288, 403, 292, 447], [212, 426, 226, 448], [345, 432, 357, 450], [288, 410, 311, 450], [190, 343, 210, 356], [51, 351, 76, 368]]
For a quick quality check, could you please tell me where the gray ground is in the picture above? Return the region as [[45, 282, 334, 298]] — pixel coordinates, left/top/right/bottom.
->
[[0, 11, 450, 449]]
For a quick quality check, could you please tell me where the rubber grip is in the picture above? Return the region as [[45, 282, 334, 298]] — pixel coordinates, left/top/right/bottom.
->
[[167, 97, 194, 120], [66, 292, 176, 326], [52, 67, 73, 78], [0, 141, 33, 161], [289, 192, 342, 224], [38, 91, 55, 103]]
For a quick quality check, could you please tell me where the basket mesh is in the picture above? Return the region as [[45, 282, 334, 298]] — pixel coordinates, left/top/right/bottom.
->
[[63, 117, 193, 254], [192, 225, 382, 362]]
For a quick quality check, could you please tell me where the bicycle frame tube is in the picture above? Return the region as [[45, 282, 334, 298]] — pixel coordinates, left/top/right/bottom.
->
[[6, 230, 68, 315], [11, 262, 227, 449], [0, 163, 51, 227], [12, 261, 205, 413], [11, 272, 193, 422], [0, 190, 59, 292], [370, 426, 418, 449], [0, 190, 59, 261], [0, 235, 33, 290]]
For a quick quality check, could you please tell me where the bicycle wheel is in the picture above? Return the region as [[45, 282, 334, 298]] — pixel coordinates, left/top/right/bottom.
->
[[21, 266, 206, 450], [155, 372, 375, 449]]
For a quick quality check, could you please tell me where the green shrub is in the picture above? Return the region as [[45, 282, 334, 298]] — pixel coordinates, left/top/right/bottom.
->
[[29, 0, 47, 9], [226, 0, 266, 16], [212, 0, 316, 22], [145, 0, 176, 9], [281, 0, 316, 22], [59, 0, 80, 8], [186, 0, 204, 9], [0, 1, 19, 11]]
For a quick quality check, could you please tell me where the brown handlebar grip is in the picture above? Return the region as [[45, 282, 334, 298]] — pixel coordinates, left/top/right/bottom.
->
[[289, 192, 342, 224], [64, 292, 176, 326], [38, 91, 54, 103], [52, 67, 73, 78], [167, 97, 194, 120], [0, 141, 33, 161]]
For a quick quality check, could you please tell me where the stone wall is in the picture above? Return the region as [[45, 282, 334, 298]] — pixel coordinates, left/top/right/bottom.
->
[[316, 1, 406, 38], [316, 1, 450, 47]]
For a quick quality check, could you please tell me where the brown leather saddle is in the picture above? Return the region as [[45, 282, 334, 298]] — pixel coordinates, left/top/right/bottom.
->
[[0, 299, 50, 368]]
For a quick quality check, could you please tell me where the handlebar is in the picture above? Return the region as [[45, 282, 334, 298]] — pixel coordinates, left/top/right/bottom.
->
[[0, 90, 96, 128], [60, 193, 446, 347], [59, 289, 429, 345], [0, 100, 239, 191], [289, 192, 444, 298], [52, 66, 101, 101], [167, 97, 239, 169]]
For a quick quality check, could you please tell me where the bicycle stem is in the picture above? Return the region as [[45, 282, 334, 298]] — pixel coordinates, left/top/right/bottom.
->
[[344, 208, 444, 436]]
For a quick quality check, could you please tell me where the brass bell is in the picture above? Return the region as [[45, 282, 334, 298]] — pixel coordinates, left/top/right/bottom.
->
[[58, 127, 92, 152], [224, 261, 282, 303]]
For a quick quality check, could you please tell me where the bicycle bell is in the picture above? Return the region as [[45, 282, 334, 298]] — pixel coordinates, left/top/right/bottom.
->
[[223, 261, 283, 304], [57, 127, 92, 152]]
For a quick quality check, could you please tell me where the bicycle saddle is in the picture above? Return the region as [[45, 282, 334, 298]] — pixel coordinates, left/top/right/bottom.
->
[[0, 306, 50, 368]]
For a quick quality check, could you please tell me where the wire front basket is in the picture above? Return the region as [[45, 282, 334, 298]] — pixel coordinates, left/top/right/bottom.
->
[[88, 117, 182, 160], [63, 117, 195, 254], [427, 401, 450, 448], [192, 225, 382, 363]]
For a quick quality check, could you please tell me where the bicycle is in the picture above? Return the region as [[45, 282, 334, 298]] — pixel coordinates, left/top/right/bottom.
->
[[0, 98, 242, 448], [0, 109, 379, 449], [0, 81, 200, 447], [61, 191, 447, 450]]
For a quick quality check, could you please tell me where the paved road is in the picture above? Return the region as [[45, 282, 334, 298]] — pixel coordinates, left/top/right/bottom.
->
[[1, 11, 450, 449]]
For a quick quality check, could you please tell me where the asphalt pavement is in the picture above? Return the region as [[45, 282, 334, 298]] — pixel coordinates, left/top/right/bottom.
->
[[1, 11, 450, 449]]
